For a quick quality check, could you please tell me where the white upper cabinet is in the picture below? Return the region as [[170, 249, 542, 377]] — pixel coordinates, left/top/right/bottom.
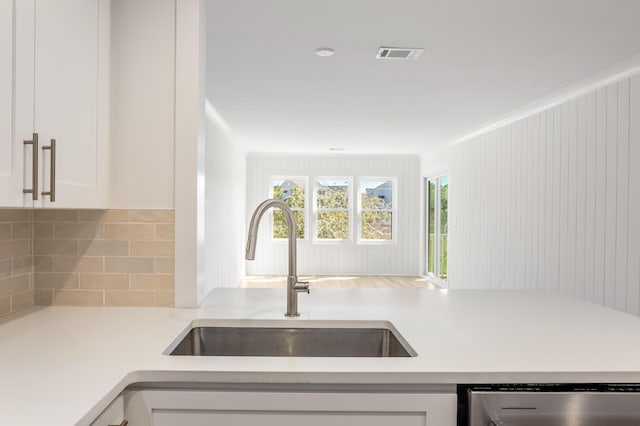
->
[[33, 0, 110, 208], [0, 0, 15, 204], [0, 0, 33, 207], [1, 0, 110, 208]]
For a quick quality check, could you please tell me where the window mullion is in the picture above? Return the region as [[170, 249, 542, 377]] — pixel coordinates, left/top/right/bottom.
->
[[435, 178, 441, 277]]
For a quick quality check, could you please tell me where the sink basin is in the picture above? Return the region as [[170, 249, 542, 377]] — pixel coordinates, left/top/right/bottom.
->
[[166, 320, 416, 357]]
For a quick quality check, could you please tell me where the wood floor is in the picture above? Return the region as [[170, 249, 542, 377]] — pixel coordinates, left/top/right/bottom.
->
[[239, 275, 441, 289]]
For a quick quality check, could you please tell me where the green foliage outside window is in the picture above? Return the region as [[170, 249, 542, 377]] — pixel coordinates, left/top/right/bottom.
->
[[360, 182, 393, 241], [361, 211, 392, 240], [427, 177, 448, 280], [317, 211, 349, 239], [439, 179, 448, 280], [427, 180, 435, 273], [273, 181, 305, 239], [316, 183, 349, 239], [271, 178, 397, 243], [317, 185, 348, 209]]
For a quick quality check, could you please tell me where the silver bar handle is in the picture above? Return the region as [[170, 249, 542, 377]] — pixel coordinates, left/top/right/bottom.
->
[[41, 138, 55, 202], [22, 132, 38, 200], [108, 421, 128, 426]]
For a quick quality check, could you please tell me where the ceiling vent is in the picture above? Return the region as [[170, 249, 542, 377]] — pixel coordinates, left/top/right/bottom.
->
[[376, 47, 424, 60]]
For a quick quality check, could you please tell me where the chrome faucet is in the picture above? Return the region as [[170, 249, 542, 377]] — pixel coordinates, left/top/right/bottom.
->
[[245, 199, 310, 317]]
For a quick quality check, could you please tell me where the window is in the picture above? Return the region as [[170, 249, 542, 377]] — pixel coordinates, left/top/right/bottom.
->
[[271, 178, 306, 239], [427, 180, 436, 274], [427, 176, 448, 281], [358, 179, 395, 242], [314, 178, 350, 241], [268, 175, 399, 245]]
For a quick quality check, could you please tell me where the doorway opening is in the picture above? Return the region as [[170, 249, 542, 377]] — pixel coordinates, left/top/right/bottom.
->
[[427, 176, 448, 284]]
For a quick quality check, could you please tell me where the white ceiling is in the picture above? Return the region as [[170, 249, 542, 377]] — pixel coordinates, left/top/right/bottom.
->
[[206, 0, 640, 154]]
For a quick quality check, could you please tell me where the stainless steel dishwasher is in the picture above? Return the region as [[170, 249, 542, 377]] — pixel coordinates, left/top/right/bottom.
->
[[458, 384, 640, 425]]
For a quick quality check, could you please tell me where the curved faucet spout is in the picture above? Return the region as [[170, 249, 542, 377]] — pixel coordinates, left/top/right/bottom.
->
[[245, 199, 295, 272], [245, 199, 309, 316]]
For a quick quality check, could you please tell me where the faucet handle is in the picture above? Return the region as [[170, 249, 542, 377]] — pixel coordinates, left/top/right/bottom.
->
[[294, 281, 310, 294]]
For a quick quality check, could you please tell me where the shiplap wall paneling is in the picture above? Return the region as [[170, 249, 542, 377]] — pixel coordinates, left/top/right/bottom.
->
[[453, 143, 460, 286], [451, 143, 461, 286], [534, 114, 543, 289], [552, 105, 563, 294], [558, 103, 570, 296], [615, 79, 630, 313], [525, 116, 534, 289], [515, 121, 526, 289], [245, 154, 420, 276], [505, 125, 516, 289], [543, 108, 556, 293], [594, 88, 607, 306], [475, 138, 483, 285], [447, 147, 457, 286], [479, 137, 487, 287], [492, 129, 502, 287], [465, 140, 471, 287], [503, 125, 513, 289], [535, 113, 545, 290], [490, 132, 500, 288], [628, 75, 640, 316], [575, 98, 587, 300], [449, 74, 640, 316], [604, 83, 618, 309], [584, 93, 597, 304], [519, 120, 528, 288], [566, 99, 578, 298], [478, 135, 487, 288]]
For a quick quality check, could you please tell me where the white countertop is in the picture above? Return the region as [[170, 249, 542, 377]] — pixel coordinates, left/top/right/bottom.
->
[[2, 288, 640, 425]]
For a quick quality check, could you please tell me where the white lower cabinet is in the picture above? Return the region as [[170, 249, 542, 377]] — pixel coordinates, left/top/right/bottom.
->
[[90, 394, 125, 426], [119, 389, 457, 426]]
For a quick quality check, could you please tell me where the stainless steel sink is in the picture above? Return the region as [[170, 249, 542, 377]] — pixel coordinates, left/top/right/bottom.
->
[[166, 320, 416, 357]]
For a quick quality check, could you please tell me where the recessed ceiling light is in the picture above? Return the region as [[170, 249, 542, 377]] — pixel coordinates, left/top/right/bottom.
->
[[315, 48, 335, 57]]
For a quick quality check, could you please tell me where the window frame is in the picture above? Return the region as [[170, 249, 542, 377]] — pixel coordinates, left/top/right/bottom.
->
[[269, 176, 309, 242], [312, 176, 353, 244], [425, 174, 448, 284], [356, 177, 398, 245]]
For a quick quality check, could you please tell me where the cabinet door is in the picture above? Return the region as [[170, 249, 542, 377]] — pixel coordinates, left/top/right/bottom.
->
[[90, 394, 125, 426], [124, 390, 457, 426], [33, 0, 109, 208], [0, 0, 13, 204], [0, 0, 34, 207]]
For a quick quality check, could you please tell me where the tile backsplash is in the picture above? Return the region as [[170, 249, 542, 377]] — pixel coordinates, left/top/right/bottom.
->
[[0, 209, 174, 317], [0, 210, 34, 317]]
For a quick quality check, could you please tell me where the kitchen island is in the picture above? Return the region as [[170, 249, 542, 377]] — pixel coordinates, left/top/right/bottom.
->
[[2, 288, 640, 425]]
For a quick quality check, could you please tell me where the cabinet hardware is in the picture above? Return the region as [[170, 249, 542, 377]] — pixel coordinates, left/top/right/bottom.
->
[[22, 133, 38, 200], [108, 421, 128, 426], [41, 139, 56, 202]]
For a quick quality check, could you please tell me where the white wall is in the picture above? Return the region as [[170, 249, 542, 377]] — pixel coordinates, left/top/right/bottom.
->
[[204, 114, 247, 290], [448, 74, 640, 316], [110, 0, 243, 304], [174, 0, 208, 307], [109, 0, 175, 209], [246, 154, 421, 275]]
